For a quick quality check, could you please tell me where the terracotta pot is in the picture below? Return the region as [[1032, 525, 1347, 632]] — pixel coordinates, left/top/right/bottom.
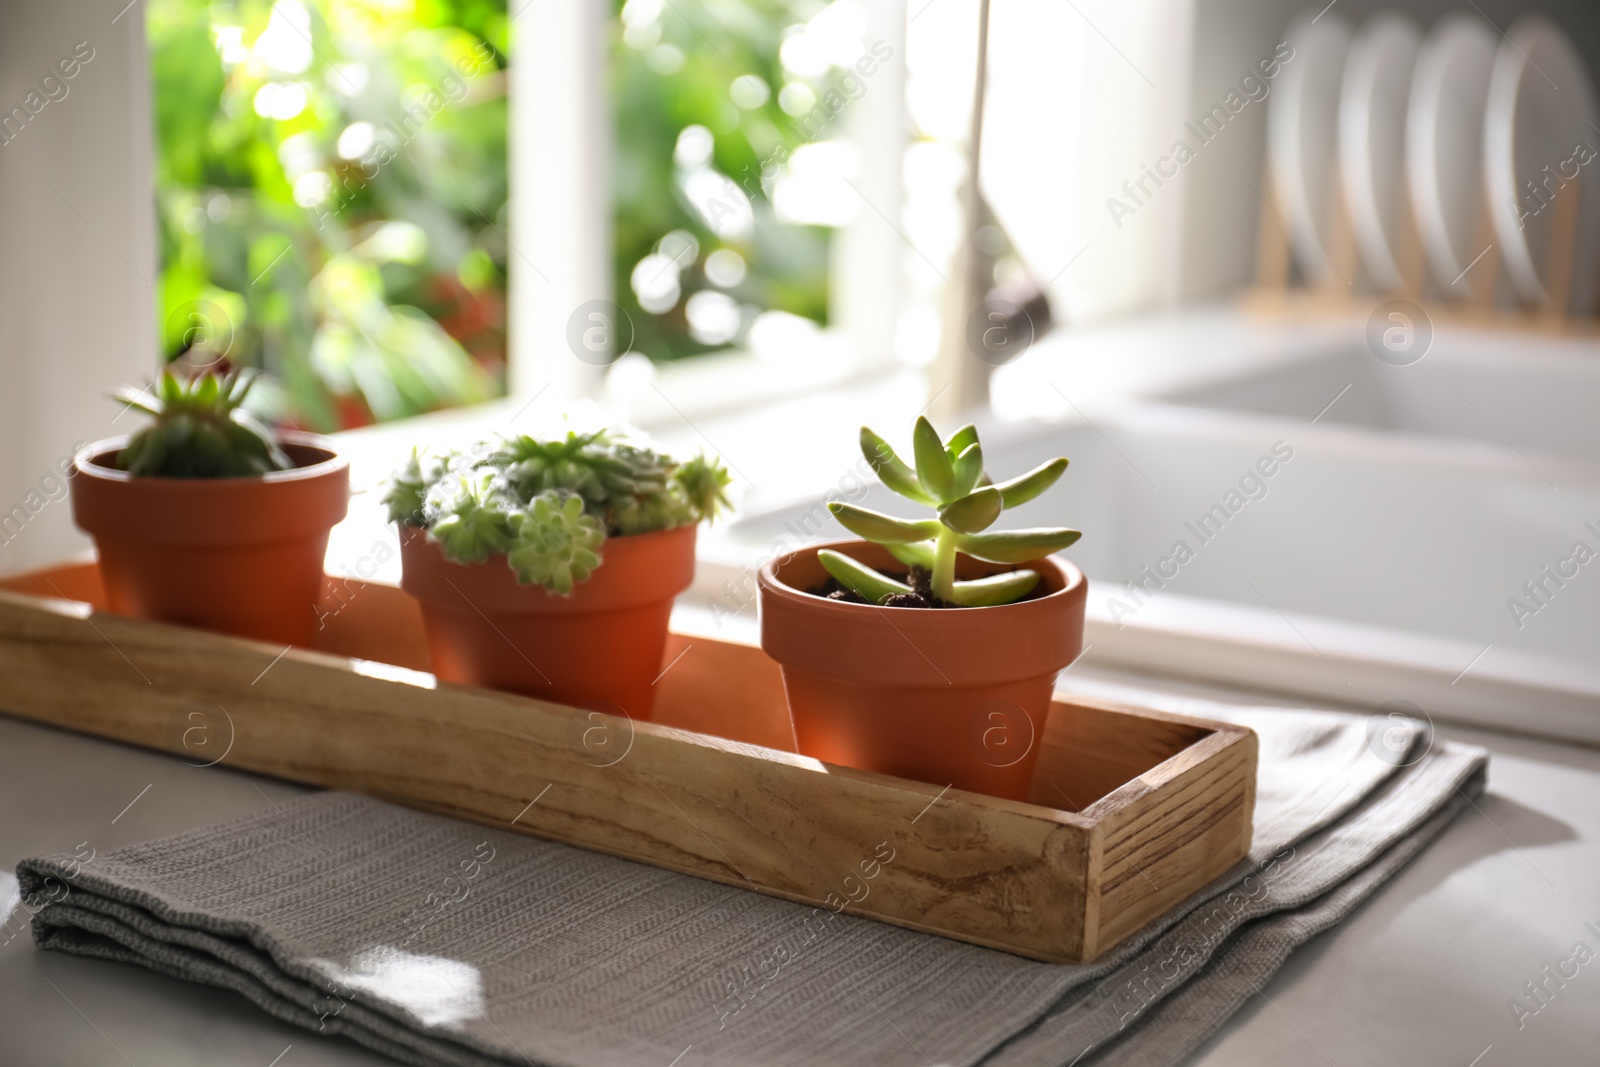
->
[[71, 433, 349, 646], [399, 523, 696, 718], [758, 539, 1087, 801]]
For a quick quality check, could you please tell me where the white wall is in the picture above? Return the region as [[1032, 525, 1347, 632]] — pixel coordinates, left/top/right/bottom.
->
[[0, 2, 154, 575]]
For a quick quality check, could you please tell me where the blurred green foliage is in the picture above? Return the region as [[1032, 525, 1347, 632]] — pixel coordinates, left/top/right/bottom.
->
[[610, 0, 839, 361], [149, 0, 507, 430]]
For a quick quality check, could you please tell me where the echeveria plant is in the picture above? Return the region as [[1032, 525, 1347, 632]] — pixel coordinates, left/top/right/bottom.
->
[[384, 429, 731, 595], [823, 417, 1080, 607], [113, 369, 290, 478]]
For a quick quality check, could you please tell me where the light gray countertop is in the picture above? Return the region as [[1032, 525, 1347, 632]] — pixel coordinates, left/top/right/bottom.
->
[[2, 666, 1598, 1066]]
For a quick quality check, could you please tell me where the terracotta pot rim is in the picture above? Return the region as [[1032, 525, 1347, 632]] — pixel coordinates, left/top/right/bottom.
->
[[758, 537, 1085, 615], [71, 430, 350, 548], [73, 430, 347, 486]]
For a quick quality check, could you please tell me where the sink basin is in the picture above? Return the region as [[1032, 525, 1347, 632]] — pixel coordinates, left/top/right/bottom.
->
[[1156, 329, 1600, 468]]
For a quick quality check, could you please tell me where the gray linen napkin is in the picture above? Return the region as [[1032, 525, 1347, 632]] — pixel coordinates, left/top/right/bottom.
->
[[15, 702, 1486, 1067]]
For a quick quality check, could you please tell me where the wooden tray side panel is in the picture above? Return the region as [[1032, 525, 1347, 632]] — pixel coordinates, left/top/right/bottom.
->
[[1086, 725, 1258, 956], [0, 591, 1096, 961]]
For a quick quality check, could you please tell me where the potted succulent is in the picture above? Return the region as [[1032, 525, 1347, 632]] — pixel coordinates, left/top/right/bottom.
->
[[71, 369, 350, 645], [758, 417, 1085, 801], [384, 429, 730, 718]]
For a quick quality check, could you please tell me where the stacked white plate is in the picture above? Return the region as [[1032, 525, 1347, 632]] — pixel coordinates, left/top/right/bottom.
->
[[1484, 16, 1600, 316], [1269, 10, 1352, 285], [1270, 8, 1600, 313], [1407, 14, 1497, 299], [1342, 13, 1421, 293]]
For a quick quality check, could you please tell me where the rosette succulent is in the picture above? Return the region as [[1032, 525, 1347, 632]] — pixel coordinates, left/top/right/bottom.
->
[[384, 428, 731, 595], [505, 492, 606, 594], [113, 369, 290, 478], [823, 417, 1080, 607]]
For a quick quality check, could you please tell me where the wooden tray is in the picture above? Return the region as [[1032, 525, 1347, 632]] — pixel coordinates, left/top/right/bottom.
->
[[0, 562, 1256, 964]]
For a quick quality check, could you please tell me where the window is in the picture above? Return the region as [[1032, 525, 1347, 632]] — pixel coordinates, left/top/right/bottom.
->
[[149, 0, 920, 428]]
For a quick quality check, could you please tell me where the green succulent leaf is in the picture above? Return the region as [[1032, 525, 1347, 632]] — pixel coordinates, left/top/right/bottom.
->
[[912, 415, 956, 503], [859, 426, 933, 504], [938, 485, 1003, 534], [994, 457, 1069, 509], [885, 540, 936, 570], [819, 549, 912, 605], [828, 501, 943, 544], [950, 441, 984, 498], [949, 570, 1041, 607], [954, 527, 1082, 564], [944, 423, 979, 456]]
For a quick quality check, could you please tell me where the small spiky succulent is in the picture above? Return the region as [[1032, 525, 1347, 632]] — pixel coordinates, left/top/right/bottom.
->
[[423, 468, 517, 564], [384, 428, 731, 595], [822, 417, 1080, 607], [113, 369, 290, 478]]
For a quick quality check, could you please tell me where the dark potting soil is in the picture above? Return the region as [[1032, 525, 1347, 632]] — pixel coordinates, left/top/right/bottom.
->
[[814, 574, 944, 606], [812, 564, 942, 607]]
